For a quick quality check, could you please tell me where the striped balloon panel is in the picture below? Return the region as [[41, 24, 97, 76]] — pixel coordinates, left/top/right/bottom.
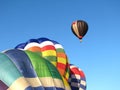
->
[[24, 42, 42, 56], [63, 59, 70, 81], [0, 80, 8, 90], [40, 40, 57, 66], [4, 49, 44, 90], [52, 41, 71, 90], [25, 50, 65, 90], [44, 59, 65, 90], [78, 68, 86, 90], [53, 42, 70, 80], [55, 47, 67, 75], [69, 64, 86, 90], [61, 76, 71, 90], [71, 21, 80, 38], [0, 53, 33, 90]]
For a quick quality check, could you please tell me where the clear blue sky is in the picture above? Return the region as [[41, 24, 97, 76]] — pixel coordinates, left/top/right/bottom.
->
[[0, 0, 120, 90]]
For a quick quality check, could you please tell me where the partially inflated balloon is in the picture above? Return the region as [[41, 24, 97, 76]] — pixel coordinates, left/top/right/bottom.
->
[[4, 49, 44, 90], [25, 50, 66, 90], [71, 20, 88, 41], [15, 38, 70, 81], [68, 64, 86, 90], [0, 52, 33, 90], [15, 38, 71, 90], [0, 49, 67, 90], [0, 37, 87, 90]]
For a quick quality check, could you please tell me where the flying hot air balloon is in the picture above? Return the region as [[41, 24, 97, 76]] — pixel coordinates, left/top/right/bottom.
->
[[71, 20, 88, 42]]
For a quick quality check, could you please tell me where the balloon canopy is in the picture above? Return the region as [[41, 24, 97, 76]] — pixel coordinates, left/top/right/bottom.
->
[[68, 64, 86, 90], [0, 37, 86, 90], [15, 38, 70, 81], [71, 20, 88, 41], [0, 49, 67, 90]]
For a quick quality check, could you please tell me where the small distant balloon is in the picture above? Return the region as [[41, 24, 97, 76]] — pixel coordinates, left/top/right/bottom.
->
[[71, 20, 88, 42]]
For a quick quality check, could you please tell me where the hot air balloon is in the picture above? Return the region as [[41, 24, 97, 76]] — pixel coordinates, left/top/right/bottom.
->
[[15, 38, 70, 80], [15, 38, 71, 90], [71, 20, 88, 42], [4, 49, 44, 90], [68, 64, 87, 90], [0, 37, 87, 90], [0, 49, 68, 90]]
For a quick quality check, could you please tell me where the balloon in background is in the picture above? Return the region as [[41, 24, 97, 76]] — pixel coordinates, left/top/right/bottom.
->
[[71, 20, 88, 42], [68, 64, 87, 90]]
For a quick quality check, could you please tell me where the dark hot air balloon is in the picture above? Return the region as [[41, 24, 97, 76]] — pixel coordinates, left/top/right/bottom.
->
[[71, 20, 88, 42]]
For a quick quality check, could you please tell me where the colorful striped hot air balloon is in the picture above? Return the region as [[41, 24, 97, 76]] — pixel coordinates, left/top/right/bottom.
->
[[0, 37, 87, 90], [15, 38, 70, 88], [0, 49, 69, 90], [68, 64, 87, 90]]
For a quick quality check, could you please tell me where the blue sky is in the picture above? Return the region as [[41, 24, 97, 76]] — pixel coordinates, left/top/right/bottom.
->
[[0, 0, 120, 90]]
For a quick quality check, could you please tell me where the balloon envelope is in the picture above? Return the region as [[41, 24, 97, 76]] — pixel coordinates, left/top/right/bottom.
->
[[15, 37, 71, 90], [15, 37, 70, 80], [68, 64, 87, 90], [71, 20, 88, 41], [0, 49, 68, 90], [0, 37, 87, 90], [0, 52, 33, 90]]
